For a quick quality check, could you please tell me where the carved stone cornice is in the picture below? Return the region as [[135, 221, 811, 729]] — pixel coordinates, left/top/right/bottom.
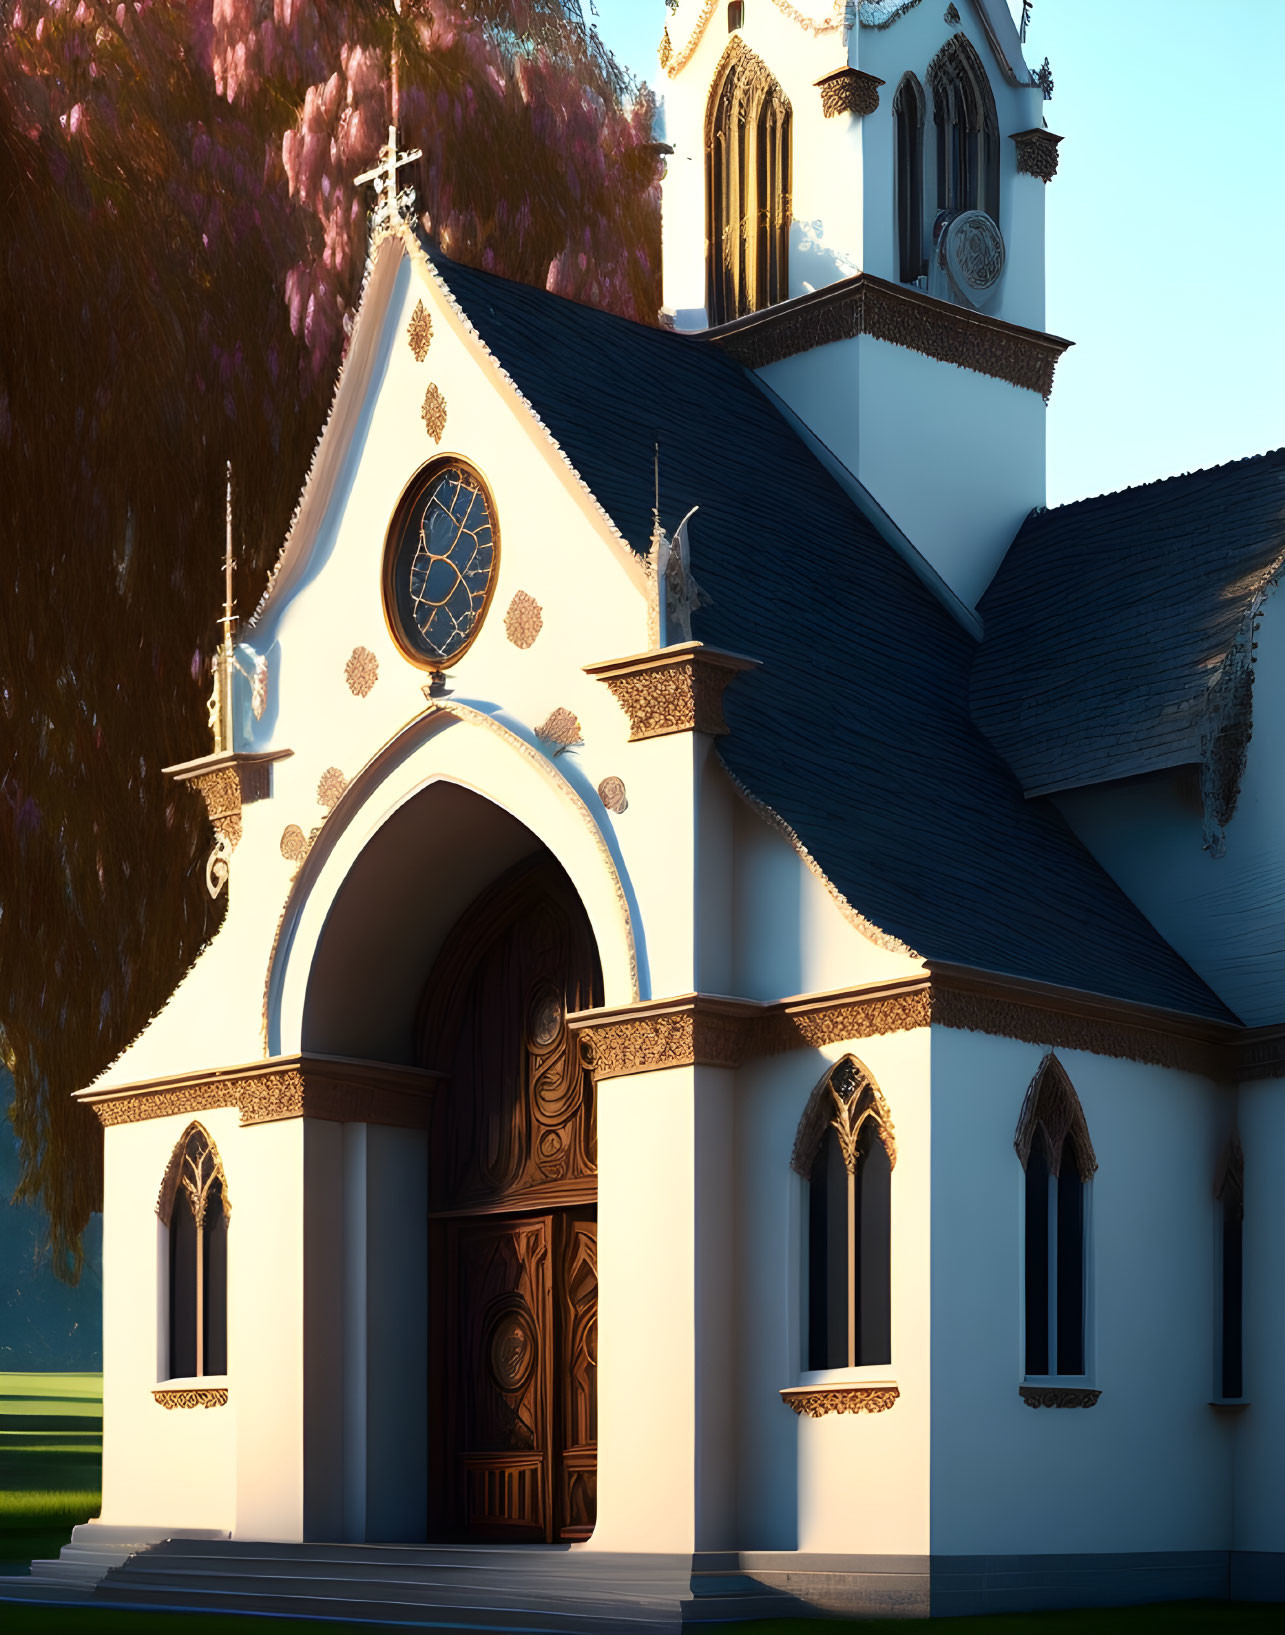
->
[[926, 964, 1230, 1078], [768, 978, 933, 1053], [163, 749, 293, 850], [1019, 1385, 1101, 1409], [571, 995, 763, 1079], [79, 1054, 442, 1129], [154, 1387, 229, 1409], [584, 643, 760, 741], [815, 68, 885, 118], [781, 1383, 900, 1417], [1011, 128, 1062, 183], [707, 273, 1073, 398], [1237, 1024, 1285, 1082]]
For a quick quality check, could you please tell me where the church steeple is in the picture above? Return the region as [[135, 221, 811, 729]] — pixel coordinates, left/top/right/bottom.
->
[[656, 0, 1067, 614]]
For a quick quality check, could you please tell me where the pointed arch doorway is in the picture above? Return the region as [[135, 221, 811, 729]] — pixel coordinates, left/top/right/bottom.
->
[[419, 855, 601, 1543]]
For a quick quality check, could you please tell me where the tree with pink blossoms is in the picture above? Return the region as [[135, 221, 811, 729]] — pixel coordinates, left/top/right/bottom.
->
[[0, 0, 661, 1273]]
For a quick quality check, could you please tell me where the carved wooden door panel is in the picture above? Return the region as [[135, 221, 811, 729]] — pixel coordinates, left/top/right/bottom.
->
[[446, 1215, 554, 1541], [421, 858, 600, 1544], [556, 1212, 597, 1541]]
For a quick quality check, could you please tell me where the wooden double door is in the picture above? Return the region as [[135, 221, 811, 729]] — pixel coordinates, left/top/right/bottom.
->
[[420, 858, 600, 1542]]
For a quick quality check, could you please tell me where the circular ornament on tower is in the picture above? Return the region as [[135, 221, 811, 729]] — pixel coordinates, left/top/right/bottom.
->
[[383, 460, 499, 669], [938, 210, 1005, 310]]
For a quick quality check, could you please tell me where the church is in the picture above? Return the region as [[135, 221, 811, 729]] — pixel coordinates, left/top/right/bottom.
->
[[16, 0, 1285, 1623]]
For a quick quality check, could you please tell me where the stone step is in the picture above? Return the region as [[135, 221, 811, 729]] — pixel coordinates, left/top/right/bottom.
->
[[93, 1581, 687, 1631]]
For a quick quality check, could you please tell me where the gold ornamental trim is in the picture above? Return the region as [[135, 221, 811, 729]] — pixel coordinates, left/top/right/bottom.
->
[[708, 272, 1073, 399], [154, 1387, 229, 1410], [584, 643, 760, 741], [572, 995, 763, 1079], [1019, 1385, 1101, 1409], [163, 749, 292, 851], [815, 67, 884, 118], [569, 967, 1276, 1082], [781, 1383, 899, 1417], [79, 1054, 442, 1130], [1011, 128, 1062, 183]]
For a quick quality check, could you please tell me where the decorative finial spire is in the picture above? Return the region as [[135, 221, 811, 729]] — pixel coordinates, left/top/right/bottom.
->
[[356, 15, 422, 234], [208, 462, 237, 754]]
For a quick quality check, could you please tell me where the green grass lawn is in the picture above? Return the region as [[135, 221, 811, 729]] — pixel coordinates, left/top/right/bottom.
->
[[0, 1371, 102, 1571]]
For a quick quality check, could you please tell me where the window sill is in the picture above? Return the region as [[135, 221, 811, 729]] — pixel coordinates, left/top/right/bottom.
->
[[1209, 1398, 1251, 1412], [1019, 1383, 1100, 1409], [780, 1380, 899, 1418], [153, 1376, 229, 1410]]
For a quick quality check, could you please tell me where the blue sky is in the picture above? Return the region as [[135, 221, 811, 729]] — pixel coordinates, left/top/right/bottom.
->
[[587, 1, 1285, 506]]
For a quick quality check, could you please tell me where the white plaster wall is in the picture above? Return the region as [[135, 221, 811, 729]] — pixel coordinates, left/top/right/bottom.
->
[[734, 1028, 932, 1555], [757, 332, 1045, 610], [928, 1028, 1234, 1556], [99, 1111, 240, 1532], [1053, 597, 1285, 1027], [1232, 1077, 1285, 1552], [234, 1118, 306, 1540], [728, 775, 921, 1000]]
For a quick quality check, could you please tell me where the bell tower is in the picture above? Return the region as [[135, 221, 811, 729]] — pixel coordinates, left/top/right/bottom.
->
[[657, 0, 1067, 615]]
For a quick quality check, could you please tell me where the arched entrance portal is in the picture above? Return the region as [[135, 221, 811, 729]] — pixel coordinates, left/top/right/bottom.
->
[[419, 856, 600, 1543]]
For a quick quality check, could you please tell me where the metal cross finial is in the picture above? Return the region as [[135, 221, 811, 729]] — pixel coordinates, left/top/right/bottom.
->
[[1020, 0, 1033, 43], [356, 123, 423, 232]]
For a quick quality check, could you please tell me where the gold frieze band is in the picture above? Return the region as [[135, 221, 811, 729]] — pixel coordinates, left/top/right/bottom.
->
[[708, 273, 1072, 398], [1011, 128, 1063, 183], [584, 643, 760, 741], [153, 1387, 229, 1410], [78, 1054, 442, 1129], [571, 968, 1278, 1082], [815, 67, 884, 118], [164, 749, 293, 851], [781, 1383, 900, 1417], [1019, 1385, 1101, 1410]]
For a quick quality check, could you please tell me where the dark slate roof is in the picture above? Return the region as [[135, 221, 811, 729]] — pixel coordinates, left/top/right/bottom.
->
[[973, 452, 1285, 798], [426, 244, 1233, 1022]]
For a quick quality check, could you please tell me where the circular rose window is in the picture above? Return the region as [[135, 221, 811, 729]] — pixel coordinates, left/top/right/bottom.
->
[[384, 461, 499, 668]]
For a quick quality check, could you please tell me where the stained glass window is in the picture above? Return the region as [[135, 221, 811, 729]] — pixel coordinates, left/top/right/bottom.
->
[[386, 463, 498, 668]]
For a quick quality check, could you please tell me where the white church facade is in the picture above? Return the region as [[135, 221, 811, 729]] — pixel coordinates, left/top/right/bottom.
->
[[21, 0, 1285, 1622]]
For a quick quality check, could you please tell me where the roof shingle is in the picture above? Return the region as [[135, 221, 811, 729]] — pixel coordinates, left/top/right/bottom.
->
[[428, 244, 1234, 1022]]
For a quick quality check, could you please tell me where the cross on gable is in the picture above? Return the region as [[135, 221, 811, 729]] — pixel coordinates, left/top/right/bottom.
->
[[356, 123, 423, 230]]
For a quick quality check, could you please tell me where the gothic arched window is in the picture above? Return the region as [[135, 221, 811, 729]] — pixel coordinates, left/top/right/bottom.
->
[[927, 34, 1000, 225], [1015, 1055, 1096, 1378], [792, 1057, 895, 1370], [893, 73, 926, 284], [157, 1123, 230, 1379], [706, 38, 792, 326], [1216, 1137, 1244, 1400]]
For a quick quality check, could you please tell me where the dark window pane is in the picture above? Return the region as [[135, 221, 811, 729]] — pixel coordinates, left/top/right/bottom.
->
[[854, 1131, 892, 1366], [1024, 1133, 1050, 1376], [1056, 1146, 1085, 1376], [204, 1182, 228, 1376], [808, 1133, 849, 1369], [170, 1197, 197, 1379], [1222, 1201, 1243, 1399]]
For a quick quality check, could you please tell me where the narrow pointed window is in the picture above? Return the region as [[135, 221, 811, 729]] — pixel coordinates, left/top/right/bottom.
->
[[793, 1057, 895, 1369], [893, 74, 926, 284], [728, 1, 745, 29], [158, 1124, 230, 1379], [1015, 1055, 1095, 1380], [927, 34, 1000, 224], [706, 38, 791, 324], [1217, 1138, 1244, 1400]]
